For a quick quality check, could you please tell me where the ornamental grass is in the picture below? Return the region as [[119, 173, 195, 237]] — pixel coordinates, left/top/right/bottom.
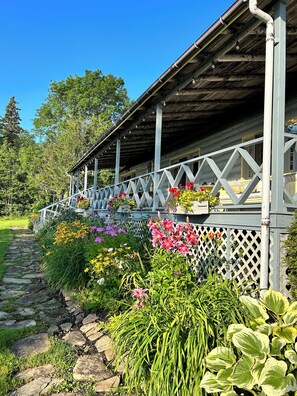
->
[[107, 251, 247, 396]]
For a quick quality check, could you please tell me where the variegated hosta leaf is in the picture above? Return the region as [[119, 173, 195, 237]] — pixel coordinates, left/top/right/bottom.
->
[[289, 301, 297, 311], [227, 324, 246, 341], [217, 367, 233, 387], [262, 289, 289, 316], [270, 337, 287, 357], [256, 323, 272, 336], [259, 357, 288, 396], [284, 349, 297, 365], [232, 328, 269, 362], [228, 355, 255, 389], [205, 347, 236, 371], [221, 392, 237, 396], [239, 295, 269, 322], [252, 361, 265, 383], [296, 342, 297, 352], [273, 326, 297, 343], [283, 310, 297, 326], [200, 372, 227, 393], [282, 373, 297, 394]]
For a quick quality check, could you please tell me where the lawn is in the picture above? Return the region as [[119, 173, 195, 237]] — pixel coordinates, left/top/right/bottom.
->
[[0, 217, 28, 279]]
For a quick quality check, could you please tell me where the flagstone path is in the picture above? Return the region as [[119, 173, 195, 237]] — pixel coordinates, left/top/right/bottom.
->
[[0, 229, 124, 395]]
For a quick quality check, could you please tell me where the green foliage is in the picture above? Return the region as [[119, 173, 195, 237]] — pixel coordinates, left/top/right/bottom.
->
[[107, 252, 246, 396], [283, 209, 297, 300], [201, 290, 297, 396], [0, 96, 22, 147], [42, 239, 89, 290]]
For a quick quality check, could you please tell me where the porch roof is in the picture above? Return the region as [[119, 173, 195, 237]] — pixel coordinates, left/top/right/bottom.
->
[[68, 0, 297, 174]]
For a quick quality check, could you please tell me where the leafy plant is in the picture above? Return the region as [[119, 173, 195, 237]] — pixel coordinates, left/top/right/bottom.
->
[[283, 209, 297, 300], [200, 289, 297, 396], [165, 182, 219, 213], [107, 252, 246, 396], [42, 239, 89, 290], [107, 192, 136, 212]]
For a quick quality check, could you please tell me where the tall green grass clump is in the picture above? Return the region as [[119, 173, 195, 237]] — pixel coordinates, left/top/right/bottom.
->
[[107, 249, 247, 396]]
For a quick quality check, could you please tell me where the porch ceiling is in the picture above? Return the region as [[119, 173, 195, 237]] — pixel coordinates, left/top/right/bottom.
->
[[69, 0, 297, 174]]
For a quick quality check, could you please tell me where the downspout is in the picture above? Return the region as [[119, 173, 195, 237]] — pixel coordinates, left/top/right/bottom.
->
[[248, 0, 274, 292]]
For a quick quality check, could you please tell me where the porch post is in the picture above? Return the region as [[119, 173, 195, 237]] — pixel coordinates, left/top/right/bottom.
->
[[153, 102, 162, 211], [69, 175, 73, 196], [115, 137, 121, 185], [76, 173, 80, 194], [84, 165, 88, 191], [93, 158, 99, 194], [270, 0, 286, 291]]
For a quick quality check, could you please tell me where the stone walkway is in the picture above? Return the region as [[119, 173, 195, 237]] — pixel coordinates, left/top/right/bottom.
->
[[0, 229, 123, 395]]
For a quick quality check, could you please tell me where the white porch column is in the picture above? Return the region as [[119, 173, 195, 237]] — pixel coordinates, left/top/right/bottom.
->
[[153, 102, 163, 211], [115, 137, 121, 185], [93, 158, 99, 195], [69, 175, 73, 196], [76, 173, 80, 194], [84, 165, 88, 191]]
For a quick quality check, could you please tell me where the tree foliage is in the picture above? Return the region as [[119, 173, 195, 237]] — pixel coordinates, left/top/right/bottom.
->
[[34, 69, 132, 141], [0, 96, 23, 147]]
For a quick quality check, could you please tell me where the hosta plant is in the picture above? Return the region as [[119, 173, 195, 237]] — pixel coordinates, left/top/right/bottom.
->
[[200, 289, 297, 396]]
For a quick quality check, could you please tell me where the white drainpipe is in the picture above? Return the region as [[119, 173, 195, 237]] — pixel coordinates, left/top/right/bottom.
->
[[248, 0, 274, 292]]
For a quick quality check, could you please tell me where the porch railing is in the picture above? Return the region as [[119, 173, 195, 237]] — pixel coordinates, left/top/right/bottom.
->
[[40, 133, 297, 225]]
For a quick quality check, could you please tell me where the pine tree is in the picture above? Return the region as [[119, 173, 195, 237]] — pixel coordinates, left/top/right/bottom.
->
[[0, 96, 23, 146]]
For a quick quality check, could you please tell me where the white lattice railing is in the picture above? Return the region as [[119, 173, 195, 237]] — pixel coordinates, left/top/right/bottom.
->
[[40, 134, 297, 224]]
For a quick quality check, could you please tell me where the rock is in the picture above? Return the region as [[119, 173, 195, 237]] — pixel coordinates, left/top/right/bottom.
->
[[75, 313, 84, 325], [95, 335, 112, 353], [0, 319, 36, 329], [87, 331, 103, 342], [82, 313, 98, 325], [17, 291, 51, 304], [94, 375, 120, 393], [63, 331, 86, 347], [15, 364, 56, 379], [10, 377, 52, 396], [23, 273, 43, 279], [41, 378, 64, 394], [2, 277, 31, 284], [105, 347, 116, 361], [0, 311, 12, 320], [47, 325, 59, 335], [12, 333, 50, 358], [0, 290, 25, 299], [0, 319, 16, 328], [60, 322, 73, 332], [73, 355, 112, 382], [80, 322, 98, 334], [61, 290, 75, 301], [15, 307, 35, 317]]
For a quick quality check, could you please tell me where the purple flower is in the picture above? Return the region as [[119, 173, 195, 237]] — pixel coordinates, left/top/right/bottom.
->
[[95, 237, 102, 243], [117, 228, 126, 233], [96, 227, 104, 232], [106, 225, 113, 231], [90, 226, 97, 232]]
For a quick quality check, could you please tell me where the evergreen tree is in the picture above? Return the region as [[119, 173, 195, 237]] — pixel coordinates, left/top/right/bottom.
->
[[0, 96, 23, 146]]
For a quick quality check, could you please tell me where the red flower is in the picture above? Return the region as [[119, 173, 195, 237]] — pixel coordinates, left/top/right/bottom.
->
[[173, 192, 181, 198], [186, 182, 195, 190], [169, 187, 178, 193], [200, 187, 206, 192]]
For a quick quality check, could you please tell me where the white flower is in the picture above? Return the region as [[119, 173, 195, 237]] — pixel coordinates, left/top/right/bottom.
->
[[118, 263, 123, 269], [97, 278, 105, 285], [108, 248, 113, 252]]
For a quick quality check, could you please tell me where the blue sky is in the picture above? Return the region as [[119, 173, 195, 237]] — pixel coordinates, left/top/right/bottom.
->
[[0, 0, 234, 132]]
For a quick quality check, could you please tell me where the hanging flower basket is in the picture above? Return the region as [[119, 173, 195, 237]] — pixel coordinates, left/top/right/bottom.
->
[[175, 200, 209, 215]]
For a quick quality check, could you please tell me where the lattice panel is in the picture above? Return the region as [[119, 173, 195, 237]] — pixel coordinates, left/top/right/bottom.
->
[[124, 219, 264, 288]]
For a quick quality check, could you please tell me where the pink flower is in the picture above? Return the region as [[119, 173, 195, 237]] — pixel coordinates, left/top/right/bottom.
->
[[161, 238, 174, 251], [132, 288, 148, 299], [185, 232, 199, 244], [178, 243, 191, 256], [95, 237, 102, 243], [162, 219, 173, 232]]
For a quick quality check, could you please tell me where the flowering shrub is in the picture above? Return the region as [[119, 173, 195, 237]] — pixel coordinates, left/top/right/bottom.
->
[[107, 192, 136, 212], [165, 182, 219, 213], [148, 216, 199, 256], [77, 197, 90, 209], [53, 221, 90, 244]]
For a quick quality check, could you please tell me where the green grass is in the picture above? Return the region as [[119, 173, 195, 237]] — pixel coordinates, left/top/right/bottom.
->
[[0, 217, 28, 278]]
